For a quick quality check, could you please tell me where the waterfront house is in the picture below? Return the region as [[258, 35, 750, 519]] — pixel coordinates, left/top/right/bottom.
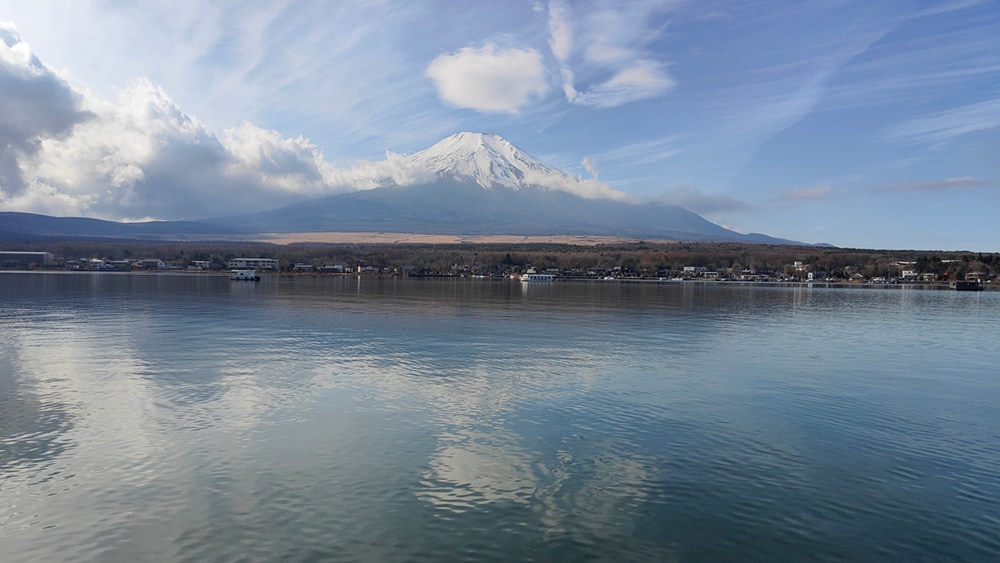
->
[[135, 258, 167, 270]]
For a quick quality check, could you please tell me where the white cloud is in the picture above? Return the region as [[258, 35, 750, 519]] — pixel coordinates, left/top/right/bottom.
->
[[0, 21, 91, 197], [6, 75, 369, 220], [523, 168, 627, 201], [223, 122, 336, 194], [21, 80, 251, 218], [335, 151, 438, 190], [425, 43, 547, 113], [0, 20, 31, 65]]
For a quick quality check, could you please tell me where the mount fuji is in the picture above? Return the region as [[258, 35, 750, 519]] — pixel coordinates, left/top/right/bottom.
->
[[0, 133, 803, 244], [221, 132, 798, 244], [404, 131, 575, 191]]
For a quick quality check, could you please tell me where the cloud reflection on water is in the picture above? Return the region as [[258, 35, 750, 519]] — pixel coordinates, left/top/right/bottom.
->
[[343, 316, 665, 546]]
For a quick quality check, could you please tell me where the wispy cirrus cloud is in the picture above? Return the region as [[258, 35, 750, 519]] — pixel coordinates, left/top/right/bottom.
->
[[425, 43, 547, 113], [547, 1, 573, 61], [877, 177, 990, 193], [594, 136, 684, 167], [572, 60, 676, 109], [881, 97, 1000, 145], [548, 0, 677, 108], [915, 0, 985, 17]]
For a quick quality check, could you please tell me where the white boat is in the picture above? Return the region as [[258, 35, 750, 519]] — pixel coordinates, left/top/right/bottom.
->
[[520, 273, 555, 282], [230, 270, 261, 281]]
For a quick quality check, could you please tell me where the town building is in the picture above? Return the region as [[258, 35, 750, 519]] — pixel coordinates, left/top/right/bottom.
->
[[0, 251, 55, 268]]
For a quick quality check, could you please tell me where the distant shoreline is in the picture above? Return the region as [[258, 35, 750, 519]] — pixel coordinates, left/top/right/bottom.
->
[[3, 239, 994, 288]]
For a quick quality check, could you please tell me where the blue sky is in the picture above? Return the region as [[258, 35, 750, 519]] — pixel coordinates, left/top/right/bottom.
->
[[1, 0, 997, 250]]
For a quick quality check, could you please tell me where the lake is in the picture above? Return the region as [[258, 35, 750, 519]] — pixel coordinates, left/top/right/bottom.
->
[[1, 272, 998, 561]]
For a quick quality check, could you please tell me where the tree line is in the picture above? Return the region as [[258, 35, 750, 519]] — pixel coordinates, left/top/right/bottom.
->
[[6, 239, 998, 279]]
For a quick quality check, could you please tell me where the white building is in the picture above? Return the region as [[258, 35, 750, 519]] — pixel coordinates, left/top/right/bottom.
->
[[0, 251, 55, 268], [228, 258, 280, 271]]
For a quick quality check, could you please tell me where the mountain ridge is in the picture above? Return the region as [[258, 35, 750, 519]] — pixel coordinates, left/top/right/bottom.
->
[[216, 179, 803, 244], [0, 133, 813, 245]]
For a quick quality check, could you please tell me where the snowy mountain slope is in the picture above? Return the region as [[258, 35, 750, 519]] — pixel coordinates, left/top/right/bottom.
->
[[405, 132, 569, 190]]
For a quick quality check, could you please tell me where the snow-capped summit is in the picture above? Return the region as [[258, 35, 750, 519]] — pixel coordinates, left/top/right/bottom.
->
[[407, 132, 564, 190]]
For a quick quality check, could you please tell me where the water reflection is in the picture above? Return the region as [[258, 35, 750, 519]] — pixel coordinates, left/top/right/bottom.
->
[[0, 306, 173, 552], [1, 273, 998, 561], [419, 429, 537, 509], [0, 334, 75, 473]]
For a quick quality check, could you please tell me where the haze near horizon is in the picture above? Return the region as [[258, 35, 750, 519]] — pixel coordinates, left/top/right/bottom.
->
[[1, 1, 997, 250]]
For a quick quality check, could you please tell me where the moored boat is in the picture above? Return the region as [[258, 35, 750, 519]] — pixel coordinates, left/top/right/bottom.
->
[[230, 270, 261, 281], [950, 281, 983, 291]]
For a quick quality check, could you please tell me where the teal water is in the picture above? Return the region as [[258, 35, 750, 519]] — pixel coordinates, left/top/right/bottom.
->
[[1, 272, 998, 561]]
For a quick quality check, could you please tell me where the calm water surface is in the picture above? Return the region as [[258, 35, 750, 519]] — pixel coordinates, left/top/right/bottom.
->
[[1, 272, 998, 561]]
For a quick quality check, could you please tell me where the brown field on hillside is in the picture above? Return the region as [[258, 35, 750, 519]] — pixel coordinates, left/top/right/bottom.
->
[[258, 232, 650, 246]]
